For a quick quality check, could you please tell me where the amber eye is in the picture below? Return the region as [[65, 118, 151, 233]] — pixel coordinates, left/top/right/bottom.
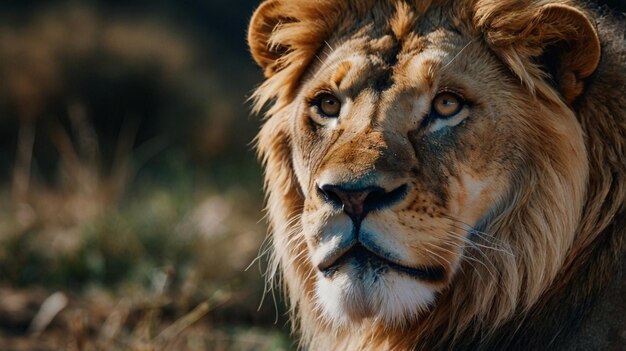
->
[[432, 92, 464, 118], [316, 93, 341, 117]]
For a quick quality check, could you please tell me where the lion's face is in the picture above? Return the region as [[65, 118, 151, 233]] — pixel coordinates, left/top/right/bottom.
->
[[249, 0, 601, 336], [289, 26, 581, 326]]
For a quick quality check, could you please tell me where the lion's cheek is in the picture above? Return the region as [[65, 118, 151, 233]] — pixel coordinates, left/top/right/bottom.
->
[[447, 172, 507, 226], [361, 212, 460, 271]]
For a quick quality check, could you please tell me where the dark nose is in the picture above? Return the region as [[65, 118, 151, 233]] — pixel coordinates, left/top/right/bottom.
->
[[318, 183, 407, 222]]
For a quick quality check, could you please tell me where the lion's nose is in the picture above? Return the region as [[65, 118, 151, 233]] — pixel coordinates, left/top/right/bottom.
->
[[318, 183, 407, 223]]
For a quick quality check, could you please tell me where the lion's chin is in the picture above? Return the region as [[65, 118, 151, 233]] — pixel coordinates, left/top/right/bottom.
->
[[314, 252, 436, 328]]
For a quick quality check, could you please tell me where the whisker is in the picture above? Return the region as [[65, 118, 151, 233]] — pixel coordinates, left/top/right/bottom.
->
[[447, 221, 500, 244], [419, 243, 452, 266], [446, 228, 514, 257], [446, 231, 503, 269], [440, 38, 476, 71], [432, 241, 488, 282], [324, 40, 335, 53], [440, 238, 502, 283], [442, 214, 494, 237], [256, 209, 304, 318], [443, 214, 512, 251]]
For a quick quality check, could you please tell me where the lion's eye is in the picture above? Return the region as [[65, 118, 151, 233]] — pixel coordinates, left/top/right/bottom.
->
[[316, 93, 341, 118], [432, 92, 464, 118]]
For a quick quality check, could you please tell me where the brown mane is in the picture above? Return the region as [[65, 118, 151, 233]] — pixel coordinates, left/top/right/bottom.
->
[[248, 1, 626, 349]]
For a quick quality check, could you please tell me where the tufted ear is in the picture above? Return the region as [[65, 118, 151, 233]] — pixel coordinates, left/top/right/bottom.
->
[[247, 0, 344, 78], [248, 0, 292, 77], [476, 3, 601, 103], [247, 0, 347, 112]]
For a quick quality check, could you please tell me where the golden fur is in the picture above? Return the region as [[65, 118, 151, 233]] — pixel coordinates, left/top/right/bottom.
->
[[248, 0, 626, 349]]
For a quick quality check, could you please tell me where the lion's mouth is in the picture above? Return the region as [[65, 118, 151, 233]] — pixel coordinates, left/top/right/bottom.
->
[[319, 244, 446, 282]]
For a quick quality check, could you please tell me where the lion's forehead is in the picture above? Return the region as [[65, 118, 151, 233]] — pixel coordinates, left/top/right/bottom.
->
[[320, 30, 463, 86]]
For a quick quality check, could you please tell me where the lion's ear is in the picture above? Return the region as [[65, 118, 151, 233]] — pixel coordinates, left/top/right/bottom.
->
[[248, 0, 292, 77], [248, 0, 343, 79], [477, 3, 601, 103]]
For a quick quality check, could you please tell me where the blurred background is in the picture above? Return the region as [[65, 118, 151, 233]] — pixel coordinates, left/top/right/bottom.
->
[[0, 1, 623, 350], [0, 0, 288, 350]]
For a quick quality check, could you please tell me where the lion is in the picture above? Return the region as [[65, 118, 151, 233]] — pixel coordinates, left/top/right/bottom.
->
[[247, 0, 626, 349]]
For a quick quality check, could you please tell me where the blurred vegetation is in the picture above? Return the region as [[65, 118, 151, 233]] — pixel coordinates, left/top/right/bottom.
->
[[0, 1, 292, 350]]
